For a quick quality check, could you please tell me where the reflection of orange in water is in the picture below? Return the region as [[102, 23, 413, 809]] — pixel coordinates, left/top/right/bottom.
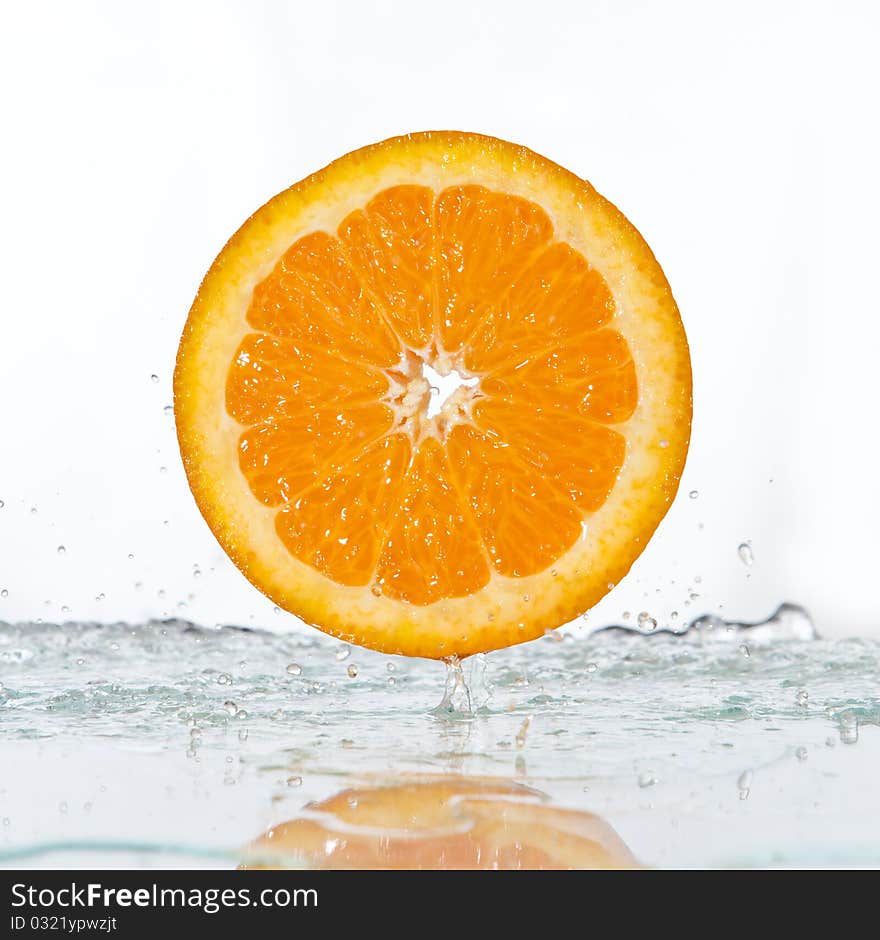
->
[[241, 778, 640, 870]]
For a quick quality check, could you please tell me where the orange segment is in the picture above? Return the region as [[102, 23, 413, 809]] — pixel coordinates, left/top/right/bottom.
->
[[480, 328, 638, 424], [338, 185, 436, 350], [276, 434, 411, 586], [466, 242, 616, 373], [434, 185, 553, 354], [376, 439, 490, 605], [447, 425, 583, 577], [247, 231, 402, 368], [236, 403, 393, 508], [174, 131, 692, 658]]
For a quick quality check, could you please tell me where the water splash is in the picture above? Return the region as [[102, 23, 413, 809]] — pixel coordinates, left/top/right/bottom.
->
[[595, 602, 816, 645]]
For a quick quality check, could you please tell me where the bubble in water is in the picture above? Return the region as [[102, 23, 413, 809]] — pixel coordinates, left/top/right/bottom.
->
[[163, 404, 172, 415], [347, 664, 359, 679], [370, 585, 382, 597], [335, 647, 351, 662], [286, 775, 303, 788], [286, 663, 302, 676], [0, 500, 4, 508], [217, 673, 232, 686], [638, 772, 657, 789], [150, 374, 159, 383], [270, 708, 283, 721], [222, 700, 238, 716], [795, 689, 809, 708], [57, 545, 66, 555], [637, 612, 657, 631], [585, 662, 598, 673], [58, 801, 68, 815], [795, 746, 808, 762], [387, 676, 397, 686], [737, 770, 753, 800], [738, 542, 754, 566], [0, 589, 7, 598], [238, 728, 248, 742], [689, 490, 698, 499], [515, 717, 531, 749], [386, 662, 396, 673], [739, 644, 750, 658]]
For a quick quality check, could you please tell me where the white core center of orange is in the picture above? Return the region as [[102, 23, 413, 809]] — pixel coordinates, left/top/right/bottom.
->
[[423, 363, 479, 419], [385, 353, 482, 442]]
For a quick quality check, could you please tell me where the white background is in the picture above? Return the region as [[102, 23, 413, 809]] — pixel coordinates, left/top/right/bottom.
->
[[1, 0, 877, 638]]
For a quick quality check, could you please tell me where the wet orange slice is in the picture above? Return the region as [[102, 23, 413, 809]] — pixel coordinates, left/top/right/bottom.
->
[[174, 132, 691, 658]]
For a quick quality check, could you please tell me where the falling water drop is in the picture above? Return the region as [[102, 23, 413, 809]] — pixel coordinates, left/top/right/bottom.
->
[[738, 542, 754, 566], [286, 663, 302, 676]]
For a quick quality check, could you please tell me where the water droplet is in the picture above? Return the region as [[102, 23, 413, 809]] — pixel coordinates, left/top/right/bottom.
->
[[347, 664, 359, 679], [76, 658, 85, 666], [737, 770, 753, 800], [150, 374, 159, 383], [839, 710, 859, 745], [0, 589, 7, 598], [95, 593, 105, 601], [658, 439, 669, 448], [795, 689, 809, 708], [58, 801, 68, 815], [335, 647, 350, 662], [217, 673, 232, 686], [795, 746, 808, 762], [689, 490, 698, 499], [638, 772, 657, 788], [57, 545, 66, 555], [637, 611, 657, 631], [0, 500, 4, 508], [387, 676, 396, 686], [286, 775, 302, 788], [370, 585, 382, 597], [222, 700, 238, 716], [585, 662, 598, 673], [515, 717, 531, 749], [163, 405, 173, 415], [738, 542, 754, 566], [238, 728, 248, 742], [270, 708, 283, 721], [739, 644, 751, 658], [386, 662, 396, 673], [286, 663, 302, 676]]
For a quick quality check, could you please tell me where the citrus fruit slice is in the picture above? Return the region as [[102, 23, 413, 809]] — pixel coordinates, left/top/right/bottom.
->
[[174, 131, 691, 659]]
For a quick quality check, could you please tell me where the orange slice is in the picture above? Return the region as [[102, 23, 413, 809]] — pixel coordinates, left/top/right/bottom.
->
[[174, 131, 691, 658]]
